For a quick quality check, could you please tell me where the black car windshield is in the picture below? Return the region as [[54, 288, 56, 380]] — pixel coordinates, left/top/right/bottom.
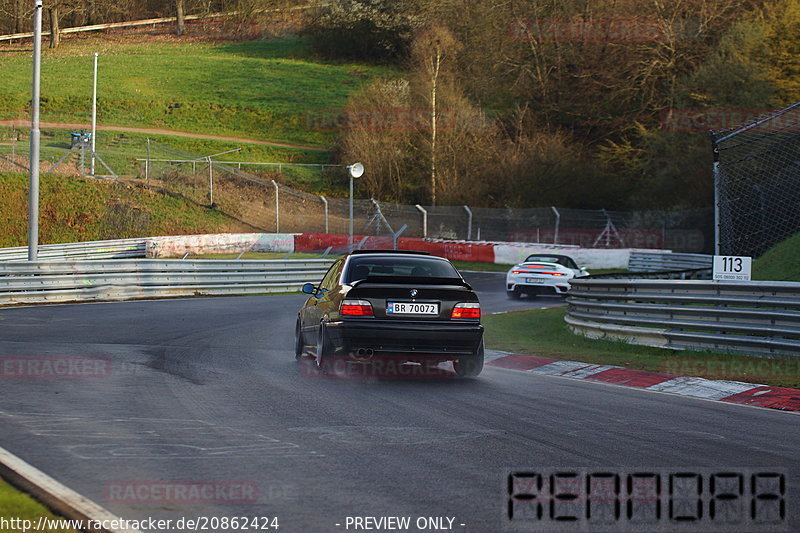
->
[[345, 255, 461, 284], [523, 255, 578, 269]]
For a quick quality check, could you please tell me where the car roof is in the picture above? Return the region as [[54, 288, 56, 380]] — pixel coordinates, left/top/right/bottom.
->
[[350, 249, 431, 256], [524, 254, 572, 259]]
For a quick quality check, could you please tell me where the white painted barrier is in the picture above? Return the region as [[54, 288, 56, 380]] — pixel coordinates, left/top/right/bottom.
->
[[492, 244, 650, 270], [146, 233, 295, 258]]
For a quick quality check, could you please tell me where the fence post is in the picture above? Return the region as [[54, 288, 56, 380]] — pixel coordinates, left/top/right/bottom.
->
[[415, 205, 428, 239], [393, 224, 408, 250], [319, 195, 329, 233], [463, 205, 473, 241], [711, 137, 720, 255], [145, 137, 151, 185], [272, 180, 280, 232], [207, 156, 213, 206], [551, 206, 560, 245]]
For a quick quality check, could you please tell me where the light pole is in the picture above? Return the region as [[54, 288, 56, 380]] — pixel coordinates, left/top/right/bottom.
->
[[28, 0, 43, 261], [347, 162, 364, 249]]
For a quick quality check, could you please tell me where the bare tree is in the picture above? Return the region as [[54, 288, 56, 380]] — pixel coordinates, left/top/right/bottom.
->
[[176, 0, 186, 35], [48, 3, 60, 48], [410, 25, 460, 205]]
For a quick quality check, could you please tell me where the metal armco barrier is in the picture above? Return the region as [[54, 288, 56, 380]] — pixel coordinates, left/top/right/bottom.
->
[[628, 251, 712, 272], [566, 279, 800, 357], [0, 238, 147, 262], [0, 259, 333, 306]]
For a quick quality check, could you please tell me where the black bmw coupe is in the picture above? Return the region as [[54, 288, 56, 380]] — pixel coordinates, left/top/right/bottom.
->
[[295, 250, 484, 377]]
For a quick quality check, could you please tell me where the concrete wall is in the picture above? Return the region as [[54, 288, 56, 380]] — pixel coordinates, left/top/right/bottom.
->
[[146, 233, 295, 258], [493, 244, 646, 270]]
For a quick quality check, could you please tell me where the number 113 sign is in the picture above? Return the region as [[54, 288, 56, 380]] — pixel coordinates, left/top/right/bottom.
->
[[713, 255, 752, 281]]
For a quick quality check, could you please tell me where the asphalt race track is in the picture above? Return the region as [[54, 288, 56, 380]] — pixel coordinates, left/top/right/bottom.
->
[[0, 272, 798, 532]]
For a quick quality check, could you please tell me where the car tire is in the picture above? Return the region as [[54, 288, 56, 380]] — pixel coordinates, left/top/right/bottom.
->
[[294, 319, 305, 360], [507, 289, 521, 299], [316, 324, 336, 374], [454, 338, 484, 378]]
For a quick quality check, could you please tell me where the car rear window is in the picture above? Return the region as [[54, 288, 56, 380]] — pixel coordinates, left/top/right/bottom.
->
[[524, 255, 578, 269], [345, 256, 461, 284]]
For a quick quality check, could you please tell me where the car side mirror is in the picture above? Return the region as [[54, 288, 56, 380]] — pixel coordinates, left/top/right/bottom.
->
[[301, 283, 317, 295]]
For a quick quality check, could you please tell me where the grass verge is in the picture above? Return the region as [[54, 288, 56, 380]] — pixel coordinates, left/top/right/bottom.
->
[[453, 260, 630, 274], [0, 479, 78, 533], [0, 172, 237, 247], [452, 260, 510, 272], [483, 307, 800, 389], [753, 231, 800, 282]]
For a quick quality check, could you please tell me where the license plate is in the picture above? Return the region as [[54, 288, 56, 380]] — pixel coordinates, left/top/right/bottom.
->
[[387, 302, 439, 315], [525, 278, 546, 284]]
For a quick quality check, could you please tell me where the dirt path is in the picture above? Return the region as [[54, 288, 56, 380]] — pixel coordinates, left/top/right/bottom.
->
[[0, 120, 328, 152]]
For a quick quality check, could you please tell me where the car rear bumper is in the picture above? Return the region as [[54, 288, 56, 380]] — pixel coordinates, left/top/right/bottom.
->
[[325, 319, 483, 360], [508, 281, 570, 295]]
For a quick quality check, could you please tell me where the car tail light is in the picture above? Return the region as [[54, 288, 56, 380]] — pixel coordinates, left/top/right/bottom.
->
[[511, 270, 533, 274], [452, 302, 480, 319], [341, 299, 374, 316], [542, 272, 565, 276]]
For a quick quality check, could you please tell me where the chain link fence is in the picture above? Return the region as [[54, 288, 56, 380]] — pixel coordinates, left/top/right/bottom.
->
[[139, 138, 712, 254], [712, 102, 800, 281], [0, 129, 713, 255]]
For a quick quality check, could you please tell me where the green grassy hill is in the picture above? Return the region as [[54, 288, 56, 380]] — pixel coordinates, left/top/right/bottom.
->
[[0, 34, 392, 192], [0, 35, 394, 148], [753, 232, 800, 282], [0, 172, 239, 247]]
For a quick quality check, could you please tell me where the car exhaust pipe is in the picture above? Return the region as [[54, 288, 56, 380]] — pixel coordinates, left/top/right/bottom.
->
[[354, 348, 374, 360]]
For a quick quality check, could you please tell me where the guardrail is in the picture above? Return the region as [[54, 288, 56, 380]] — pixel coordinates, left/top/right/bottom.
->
[[566, 278, 800, 357], [628, 251, 712, 272], [0, 259, 333, 306], [0, 239, 147, 262]]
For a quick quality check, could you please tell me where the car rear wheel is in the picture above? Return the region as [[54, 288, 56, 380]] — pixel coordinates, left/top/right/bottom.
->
[[316, 324, 337, 374], [507, 288, 521, 299], [454, 339, 484, 378], [294, 319, 305, 360]]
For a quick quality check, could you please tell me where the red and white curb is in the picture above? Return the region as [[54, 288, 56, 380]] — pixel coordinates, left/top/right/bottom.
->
[[485, 352, 800, 412]]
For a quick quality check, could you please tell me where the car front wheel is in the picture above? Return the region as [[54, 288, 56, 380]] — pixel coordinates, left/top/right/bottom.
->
[[454, 339, 484, 378]]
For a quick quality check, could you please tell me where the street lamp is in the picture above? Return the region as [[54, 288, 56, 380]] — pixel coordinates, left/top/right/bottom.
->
[[347, 162, 364, 249], [28, 0, 43, 261]]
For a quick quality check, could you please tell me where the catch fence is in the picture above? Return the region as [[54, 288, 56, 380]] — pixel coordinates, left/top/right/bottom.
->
[[140, 146, 712, 252], [712, 102, 800, 280], [0, 129, 713, 253]]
